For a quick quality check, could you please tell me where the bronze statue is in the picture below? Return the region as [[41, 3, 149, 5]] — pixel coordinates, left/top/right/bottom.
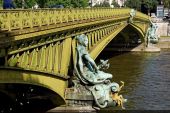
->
[[145, 19, 159, 47], [75, 34, 112, 84], [129, 9, 136, 23], [72, 34, 127, 109]]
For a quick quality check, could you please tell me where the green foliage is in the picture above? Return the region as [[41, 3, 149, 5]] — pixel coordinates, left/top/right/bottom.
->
[[0, 0, 2, 8], [64, 0, 73, 8], [124, 0, 158, 11], [143, 0, 158, 10], [13, 0, 89, 8], [14, 0, 22, 8], [25, 0, 37, 8], [36, 0, 46, 8], [79, 0, 89, 8], [124, 0, 141, 10], [69, 0, 88, 8], [163, 0, 170, 8], [112, 0, 120, 7]]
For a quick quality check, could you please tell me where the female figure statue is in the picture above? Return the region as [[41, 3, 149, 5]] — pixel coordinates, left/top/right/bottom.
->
[[75, 34, 112, 84]]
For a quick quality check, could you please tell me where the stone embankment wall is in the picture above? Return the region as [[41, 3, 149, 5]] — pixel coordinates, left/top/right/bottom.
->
[[157, 37, 170, 49], [156, 22, 170, 36], [155, 21, 170, 49]]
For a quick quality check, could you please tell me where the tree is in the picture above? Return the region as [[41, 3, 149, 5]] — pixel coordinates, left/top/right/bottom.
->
[[14, 0, 36, 8], [14, 0, 22, 8], [70, 0, 88, 8], [64, 0, 73, 8], [124, 0, 141, 10], [25, 0, 37, 8], [163, 0, 170, 8], [125, 0, 158, 12], [112, 0, 120, 8], [71, 0, 80, 8], [144, 0, 158, 11], [12, 0, 89, 8], [36, 0, 47, 8], [0, 0, 2, 8], [79, 0, 88, 7]]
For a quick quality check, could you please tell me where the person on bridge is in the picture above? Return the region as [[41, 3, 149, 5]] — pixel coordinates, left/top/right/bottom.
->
[[3, 0, 15, 9]]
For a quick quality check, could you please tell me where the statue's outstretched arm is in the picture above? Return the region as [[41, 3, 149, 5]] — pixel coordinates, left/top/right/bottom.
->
[[84, 54, 98, 73]]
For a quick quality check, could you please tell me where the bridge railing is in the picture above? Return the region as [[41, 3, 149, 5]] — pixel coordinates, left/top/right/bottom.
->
[[0, 8, 133, 31], [135, 11, 150, 21]]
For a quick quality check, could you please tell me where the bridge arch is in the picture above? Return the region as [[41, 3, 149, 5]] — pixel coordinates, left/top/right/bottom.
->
[[118, 24, 146, 44], [129, 23, 145, 40], [90, 23, 146, 60], [0, 69, 66, 108]]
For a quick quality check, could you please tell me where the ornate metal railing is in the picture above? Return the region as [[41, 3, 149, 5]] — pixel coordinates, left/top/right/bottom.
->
[[0, 8, 149, 31], [135, 11, 150, 21]]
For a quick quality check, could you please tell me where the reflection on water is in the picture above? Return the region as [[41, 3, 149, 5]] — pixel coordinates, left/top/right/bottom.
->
[[99, 49, 170, 110]]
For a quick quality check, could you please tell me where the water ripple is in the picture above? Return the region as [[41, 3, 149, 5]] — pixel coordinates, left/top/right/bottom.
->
[[105, 50, 170, 110]]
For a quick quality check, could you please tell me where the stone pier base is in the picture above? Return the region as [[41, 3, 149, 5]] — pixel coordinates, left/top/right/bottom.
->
[[144, 44, 161, 52], [46, 106, 96, 113], [105, 43, 161, 52]]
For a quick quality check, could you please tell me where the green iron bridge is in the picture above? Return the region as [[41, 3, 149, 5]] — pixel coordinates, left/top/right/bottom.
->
[[0, 8, 150, 111]]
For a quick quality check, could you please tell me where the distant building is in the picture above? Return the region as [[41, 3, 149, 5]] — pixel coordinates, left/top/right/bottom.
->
[[157, 0, 163, 5], [89, 0, 113, 7], [114, 0, 126, 7], [89, 0, 104, 7], [157, 5, 164, 17]]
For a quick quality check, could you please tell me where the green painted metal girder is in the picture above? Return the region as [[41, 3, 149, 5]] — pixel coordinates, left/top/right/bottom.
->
[[0, 68, 67, 106], [90, 22, 128, 59], [0, 16, 129, 46], [130, 23, 145, 38]]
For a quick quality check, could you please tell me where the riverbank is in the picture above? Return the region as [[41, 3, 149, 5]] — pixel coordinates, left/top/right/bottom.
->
[[105, 37, 170, 52], [156, 37, 170, 49], [48, 49, 170, 112]]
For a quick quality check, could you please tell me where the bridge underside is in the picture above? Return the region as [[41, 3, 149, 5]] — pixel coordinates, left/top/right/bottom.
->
[[0, 69, 66, 112], [102, 24, 145, 52], [0, 84, 62, 112], [90, 24, 146, 60]]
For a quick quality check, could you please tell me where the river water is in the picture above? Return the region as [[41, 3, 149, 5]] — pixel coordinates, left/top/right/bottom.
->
[[99, 49, 170, 110]]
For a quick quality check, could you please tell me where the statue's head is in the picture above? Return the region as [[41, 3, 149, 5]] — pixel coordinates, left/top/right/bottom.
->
[[150, 22, 158, 29], [76, 34, 88, 47]]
